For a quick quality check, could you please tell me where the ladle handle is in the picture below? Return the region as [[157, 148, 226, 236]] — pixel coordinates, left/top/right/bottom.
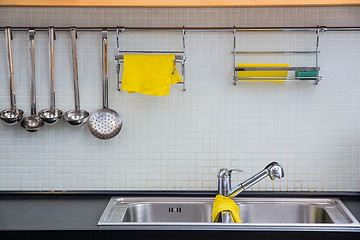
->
[[29, 29, 36, 116], [102, 29, 108, 109], [49, 26, 56, 109], [71, 27, 81, 112], [5, 27, 17, 112]]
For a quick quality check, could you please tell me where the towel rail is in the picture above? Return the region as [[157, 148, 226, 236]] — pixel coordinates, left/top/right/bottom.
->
[[114, 54, 186, 90], [115, 54, 184, 62], [117, 51, 184, 54], [115, 27, 187, 92]]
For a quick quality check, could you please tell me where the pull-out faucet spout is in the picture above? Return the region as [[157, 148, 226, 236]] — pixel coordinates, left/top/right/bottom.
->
[[218, 162, 284, 199]]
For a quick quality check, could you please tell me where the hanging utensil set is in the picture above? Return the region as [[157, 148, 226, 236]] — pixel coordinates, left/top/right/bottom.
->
[[0, 26, 122, 139]]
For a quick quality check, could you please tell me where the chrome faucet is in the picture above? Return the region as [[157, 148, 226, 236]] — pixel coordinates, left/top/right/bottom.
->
[[216, 162, 284, 223], [218, 162, 285, 199]]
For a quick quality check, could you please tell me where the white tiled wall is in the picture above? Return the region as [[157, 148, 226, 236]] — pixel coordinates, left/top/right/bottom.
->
[[0, 7, 359, 191]]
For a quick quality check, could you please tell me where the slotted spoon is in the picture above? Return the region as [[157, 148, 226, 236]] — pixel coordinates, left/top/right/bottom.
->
[[89, 29, 122, 140]]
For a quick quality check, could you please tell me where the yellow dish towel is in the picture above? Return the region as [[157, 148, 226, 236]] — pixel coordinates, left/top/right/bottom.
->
[[212, 194, 242, 223], [122, 54, 182, 96], [237, 63, 290, 83]]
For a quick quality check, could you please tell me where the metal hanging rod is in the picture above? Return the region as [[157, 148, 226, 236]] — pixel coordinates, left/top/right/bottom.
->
[[1, 26, 360, 32], [115, 54, 184, 62], [326, 27, 360, 32]]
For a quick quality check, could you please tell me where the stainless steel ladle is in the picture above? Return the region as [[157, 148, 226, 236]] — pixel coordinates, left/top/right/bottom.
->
[[63, 27, 89, 126], [39, 26, 63, 124], [0, 27, 24, 125], [21, 29, 44, 132]]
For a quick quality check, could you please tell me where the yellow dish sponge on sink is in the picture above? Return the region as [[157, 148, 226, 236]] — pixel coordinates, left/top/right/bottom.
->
[[212, 194, 242, 223]]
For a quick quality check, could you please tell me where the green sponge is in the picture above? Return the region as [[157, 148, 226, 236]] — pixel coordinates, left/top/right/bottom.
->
[[295, 70, 319, 80]]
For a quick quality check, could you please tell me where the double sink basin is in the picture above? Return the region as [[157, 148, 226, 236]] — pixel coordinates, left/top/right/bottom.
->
[[98, 197, 360, 231]]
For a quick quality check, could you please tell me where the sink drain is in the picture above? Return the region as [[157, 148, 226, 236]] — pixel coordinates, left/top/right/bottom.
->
[[169, 207, 182, 213]]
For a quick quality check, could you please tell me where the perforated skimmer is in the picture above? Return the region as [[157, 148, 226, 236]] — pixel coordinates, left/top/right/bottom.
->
[[88, 29, 122, 139]]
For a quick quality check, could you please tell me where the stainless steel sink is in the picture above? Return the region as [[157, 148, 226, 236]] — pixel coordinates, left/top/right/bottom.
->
[[98, 197, 360, 231], [238, 202, 334, 223], [122, 202, 212, 223]]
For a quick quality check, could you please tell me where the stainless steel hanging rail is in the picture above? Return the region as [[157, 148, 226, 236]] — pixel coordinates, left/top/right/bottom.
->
[[325, 27, 360, 32], [1, 26, 360, 32], [2, 25, 358, 89]]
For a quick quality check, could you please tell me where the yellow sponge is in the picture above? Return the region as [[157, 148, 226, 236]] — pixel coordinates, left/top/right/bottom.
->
[[237, 63, 290, 83]]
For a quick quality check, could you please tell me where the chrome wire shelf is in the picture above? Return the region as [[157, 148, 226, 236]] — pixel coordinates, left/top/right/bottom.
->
[[236, 77, 322, 83], [235, 67, 320, 71], [232, 26, 325, 85], [235, 66, 321, 83], [233, 51, 320, 54]]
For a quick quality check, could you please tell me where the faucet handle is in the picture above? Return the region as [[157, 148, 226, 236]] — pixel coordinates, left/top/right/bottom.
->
[[227, 169, 243, 176], [217, 168, 244, 197], [218, 168, 243, 178]]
